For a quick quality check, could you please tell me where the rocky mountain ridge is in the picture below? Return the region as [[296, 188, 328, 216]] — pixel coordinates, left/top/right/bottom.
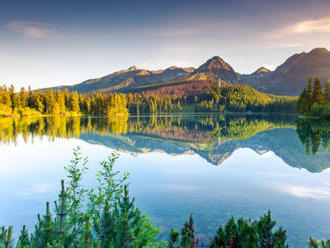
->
[[51, 48, 330, 96]]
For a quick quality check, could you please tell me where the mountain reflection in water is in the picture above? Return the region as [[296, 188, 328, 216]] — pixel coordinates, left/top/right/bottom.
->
[[0, 114, 329, 172]]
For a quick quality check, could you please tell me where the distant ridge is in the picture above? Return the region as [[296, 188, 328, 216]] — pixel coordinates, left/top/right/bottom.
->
[[49, 47, 330, 96], [252, 67, 271, 75], [241, 47, 330, 95], [53, 65, 196, 93]]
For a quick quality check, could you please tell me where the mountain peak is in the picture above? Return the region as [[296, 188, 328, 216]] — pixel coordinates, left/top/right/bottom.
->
[[198, 56, 234, 72], [253, 67, 271, 74], [167, 66, 179, 70], [309, 47, 329, 55], [128, 66, 139, 71], [192, 55, 239, 83]]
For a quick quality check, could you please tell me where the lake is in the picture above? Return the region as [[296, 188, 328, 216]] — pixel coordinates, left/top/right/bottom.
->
[[0, 114, 329, 247]]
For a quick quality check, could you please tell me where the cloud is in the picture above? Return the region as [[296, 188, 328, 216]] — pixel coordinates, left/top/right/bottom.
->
[[280, 185, 330, 199], [264, 17, 330, 39], [289, 18, 330, 34], [6, 20, 53, 39]]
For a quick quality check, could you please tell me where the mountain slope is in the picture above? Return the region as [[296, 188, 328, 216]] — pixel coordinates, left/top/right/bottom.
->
[[49, 47, 330, 96], [241, 48, 330, 96], [53, 66, 195, 93], [188, 56, 239, 83]]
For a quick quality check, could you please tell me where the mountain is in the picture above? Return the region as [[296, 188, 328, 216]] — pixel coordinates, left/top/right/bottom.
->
[[251, 67, 271, 76], [53, 65, 195, 93], [188, 56, 239, 83], [241, 48, 330, 96], [239, 66, 271, 88], [80, 123, 330, 173], [49, 47, 330, 96]]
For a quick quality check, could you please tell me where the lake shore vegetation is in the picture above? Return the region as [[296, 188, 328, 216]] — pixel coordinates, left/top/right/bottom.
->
[[0, 149, 328, 248], [297, 77, 330, 119], [0, 82, 297, 118], [0, 86, 128, 117]]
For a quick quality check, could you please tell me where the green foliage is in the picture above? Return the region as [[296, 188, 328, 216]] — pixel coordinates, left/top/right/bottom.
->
[[312, 78, 324, 105], [296, 119, 329, 155], [0, 85, 129, 117], [210, 211, 288, 248], [297, 77, 330, 119], [309, 238, 330, 248], [0, 226, 13, 248], [127, 83, 297, 115]]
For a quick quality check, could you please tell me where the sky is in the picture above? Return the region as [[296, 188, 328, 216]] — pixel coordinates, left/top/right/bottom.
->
[[0, 0, 330, 89]]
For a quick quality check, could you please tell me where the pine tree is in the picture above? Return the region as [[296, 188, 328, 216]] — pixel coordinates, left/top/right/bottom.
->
[[297, 88, 310, 114], [69, 91, 80, 114], [17, 225, 30, 247], [312, 77, 324, 105], [324, 80, 330, 103], [0, 226, 13, 248], [307, 76, 314, 96]]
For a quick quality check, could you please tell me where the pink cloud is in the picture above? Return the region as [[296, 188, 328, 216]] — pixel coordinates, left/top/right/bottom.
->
[[6, 20, 53, 39], [264, 17, 330, 39]]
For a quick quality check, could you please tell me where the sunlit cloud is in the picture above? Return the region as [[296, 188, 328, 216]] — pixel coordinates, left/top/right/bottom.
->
[[5, 20, 54, 39], [289, 18, 330, 34], [264, 17, 330, 39]]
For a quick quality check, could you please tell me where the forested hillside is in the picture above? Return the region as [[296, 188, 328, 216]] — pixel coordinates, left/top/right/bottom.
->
[[126, 81, 297, 114], [0, 81, 297, 117]]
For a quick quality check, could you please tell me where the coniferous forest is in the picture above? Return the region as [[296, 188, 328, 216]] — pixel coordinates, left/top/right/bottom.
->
[[0, 86, 128, 117], [0, 83, 297, 118], [297, 77, 330, 119]]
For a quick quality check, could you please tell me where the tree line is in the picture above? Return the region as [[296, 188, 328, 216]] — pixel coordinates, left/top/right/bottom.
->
[[297, 77, 330, 119], [127, 82, 297, 114], [0, 82, 297, 117], [1, 150, 328, 248], [0, 86, 128, 117]]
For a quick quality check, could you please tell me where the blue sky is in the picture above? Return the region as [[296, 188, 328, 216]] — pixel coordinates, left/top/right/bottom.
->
[[1, 0, 330, 89]]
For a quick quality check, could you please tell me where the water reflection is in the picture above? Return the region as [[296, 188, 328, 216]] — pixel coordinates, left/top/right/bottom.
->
[[0, 114, 329, 172], [296, 119, 329, 155], [1, 114, 330, 247]]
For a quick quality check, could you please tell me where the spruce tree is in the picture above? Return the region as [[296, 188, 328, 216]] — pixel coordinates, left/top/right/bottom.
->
[[312, 77, 324, 105], [324, 80, 330, 103]]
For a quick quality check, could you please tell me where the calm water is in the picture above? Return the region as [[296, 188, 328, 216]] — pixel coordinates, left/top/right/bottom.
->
[[0, 114, 329, 247]]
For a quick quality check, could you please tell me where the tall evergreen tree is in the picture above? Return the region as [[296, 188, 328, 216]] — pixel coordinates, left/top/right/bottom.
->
[[312, 77, 324, 105], [324, 80, 330, 103]]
